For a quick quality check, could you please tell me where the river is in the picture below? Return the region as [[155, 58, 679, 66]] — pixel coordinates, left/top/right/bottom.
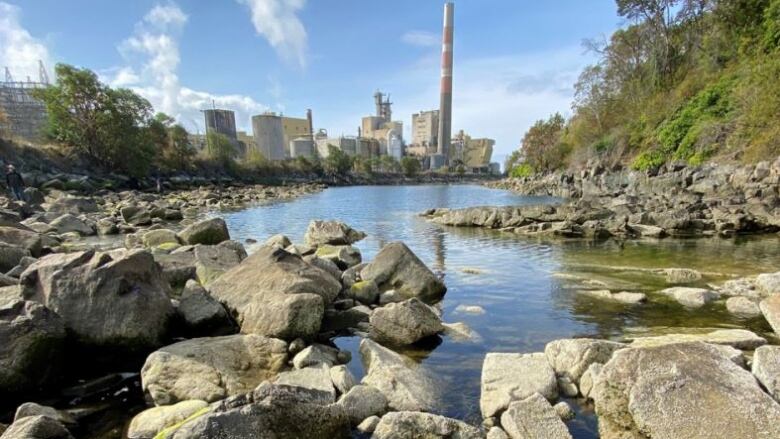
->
[[219, 184, 778, 438]]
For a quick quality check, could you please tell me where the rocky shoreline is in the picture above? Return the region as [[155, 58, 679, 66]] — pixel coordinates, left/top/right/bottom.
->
[[424, 160, 780, 239]]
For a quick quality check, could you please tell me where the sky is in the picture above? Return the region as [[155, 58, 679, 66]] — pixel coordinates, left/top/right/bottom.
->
[[0, 0, 622, 164]]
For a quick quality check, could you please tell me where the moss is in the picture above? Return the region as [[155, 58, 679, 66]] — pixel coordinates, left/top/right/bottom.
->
[[153, 407, 211, 439], [156, 242, 180, 252]]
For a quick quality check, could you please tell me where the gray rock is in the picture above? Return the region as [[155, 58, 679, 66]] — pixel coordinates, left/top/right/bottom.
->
[[357, 416, 381, 434], [760, 294, 780, 336], [13, 403, 75, 427], [120, 205, 151, 226], [168, 382, 350, 439], [361, 242, 446, 304], [265, 234, 292, 249], [369, 298, 443, 346], [486, 427, 509, 439], [0, 301, 65, 396], [480, 352, 558, 418], [442, 322, 482, 343], [177, 280, 232, 335], [304, 220, 366, 247], [337, 384, 388, 426], [378, 290, 404, 305], [661, 268, 702, 284], [725, 296, 761, 317], [0, 243, 30, 273], [292, 344, 340, 369], [178, 217, 229, 245], [46, 196, 97, 214], [141, 334, 288, 405], [314, 244, 361, 269], [592, 342, 780, 439], [193, 242, 243, 285], [303, 255, 342, 282], [752, 345, 780, 402], [579, 289, 647, 305], [554, 401, 575, 421], [544, 338, 625, 383], [207, 246, 341, 340], [659, 287, 719, 308], [348, 280, 380, 305], [0, 415, 73, 439], [6, 256, 36, 278], [20, 249, 173, 350], [141, 229, 180, 248], [756, 272, 780, 295], [274, 364, 337, 404], [0, 226, 42, 257], [49, 214, 94, 236], [557, 377, 578, 397], [359, 339, 440, 412], [154, 250, 197, 287], [500, 393, 572, 439], [578, 362, 602, 400], [127, 400, 208, 439], [630, 328, 766, 350], [371, 411, 482, 439], [329, 365, 356, 395]]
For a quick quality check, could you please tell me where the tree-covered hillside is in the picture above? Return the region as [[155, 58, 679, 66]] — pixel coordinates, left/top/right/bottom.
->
[[507, 0, 780, 175]]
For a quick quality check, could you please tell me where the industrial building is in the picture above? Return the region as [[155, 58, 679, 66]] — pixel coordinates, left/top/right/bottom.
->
[[412, 109, 439, 148], [452, 130, 495, 170], [203, 109, 238, 142], [250, 110, 314, 161], [0, 64, 49, 141], [361, 91, 404, 160]]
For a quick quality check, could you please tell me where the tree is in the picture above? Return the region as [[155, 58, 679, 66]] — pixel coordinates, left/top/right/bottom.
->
[[379, 155, 401, 173], [206, 132, 236, 164], [400, 156, 421, 177], [521, 113, 569, 172], [33, 63, 154, 177], [323, 145, 353, 176]]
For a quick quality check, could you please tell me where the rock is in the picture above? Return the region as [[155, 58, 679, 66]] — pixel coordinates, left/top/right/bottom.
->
[[378, 290, 404, 305], [20, 249, 173, 350], [6, 255, 36, 278], [557, 377, 578, 397], [193, 243, 243, 285], [659, 286, 719, 308], [0, 415, 73, 439], [292, 344, 340, 369], [46, 196, 97, 214], [329, 365, 356, 395], [314, 244, 361, 269], [661, 268, 702, 284], [371, 411, 482, 439], [207, 246, 341, 340], [142, 229, 180, 248], [454, 304, 486, 314], [630, 328, 766, 350], [359, 339, 439, 412], [480, 352, 558, 418], [23, 188, 45, 205], [120, 205, 151, 226], [303, 255, 342, 282], [544, 338, 625, 383], [348, 280, 380, 305], [500, 393, 572, 439], [49, 214, 94, 236], [304, 220, 366, 247], [578, 362, 602, 400], [442, 322, 482, 343], [760, 294, 780, 336], [176, 280, 233, 335], [274, 364, 337, 404], [756, 272, 780, 295], [13, 403, 75, 427], [127, 400, 209, 439], [369, 298, 443, 346], [360, 242, 446, 304], [178, 217, 229, 245], [96, 219, 118, 236], [0, 300, 65, 394], [357, 416, 381, 433], [592, 342, 780, 439], [337, 384, 388, 426], [141, 334, 288, 405], [580, 289, 647, 304], [725, 296, 761, 317], [486, 427, 510, 439], [554, 401, 575, 421], [167, 382, 350, 439], [752, 345, 780, 402], [0, 243, 30, 273], [626, 223, 665, 238], [0, 227, 42, 257], [265, 234, 292, 249]]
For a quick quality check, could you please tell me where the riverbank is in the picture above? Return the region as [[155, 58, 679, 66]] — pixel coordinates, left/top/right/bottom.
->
[[425, 160, 780, 238]]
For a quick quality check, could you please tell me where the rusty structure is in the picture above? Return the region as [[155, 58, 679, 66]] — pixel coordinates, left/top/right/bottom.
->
[[0, 62, 49, 141], [436, 2, 455, 167]]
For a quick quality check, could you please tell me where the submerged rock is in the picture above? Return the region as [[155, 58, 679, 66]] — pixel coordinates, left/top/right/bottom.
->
[[369, 298, 443, 346], [592, 342, 780, 439], [660, 268, 702, 284], [304, 220, 366, 247], [579, 289, 647, 304], [629, 328, 766, 350], [659, 286, 719, 308], [371, 411, 482, 439], [500, 393, 573, 439], [141, 334, 288, 405], [480, 352, 558, 418], [360, 242, 446, 304]]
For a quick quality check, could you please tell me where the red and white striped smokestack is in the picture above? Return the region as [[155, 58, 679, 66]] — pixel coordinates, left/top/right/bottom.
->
[[437, 2, 454, 165]]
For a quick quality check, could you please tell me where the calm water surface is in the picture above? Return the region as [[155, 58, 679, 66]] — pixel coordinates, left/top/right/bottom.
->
[[221, 185, 779, 438]]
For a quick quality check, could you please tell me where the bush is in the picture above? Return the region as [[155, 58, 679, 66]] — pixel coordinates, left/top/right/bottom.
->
[[400, 157, 421, 177], [509, 163, 534, 178]]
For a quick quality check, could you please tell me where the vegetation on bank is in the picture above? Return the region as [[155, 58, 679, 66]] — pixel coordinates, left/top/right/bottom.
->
[[507, 0, 780, 175]]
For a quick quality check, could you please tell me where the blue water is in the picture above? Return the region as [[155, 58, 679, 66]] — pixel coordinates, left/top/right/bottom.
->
[[221, 184, 779, 438]]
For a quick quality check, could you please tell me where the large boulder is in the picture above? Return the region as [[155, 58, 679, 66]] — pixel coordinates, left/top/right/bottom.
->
[[752, 345, 780, 402], [0, 242, 30, 273], [371, 411, 482, 439], [49, 214, 94, 236], [141, 334, 288, 405], [176, 280, 234, 336], [360, 242, 446, 304], [207, 246, 341, 340], [304, 220, 366, 247], [20, 249, 173, 350], [544, 338, 625, 383], [0, 300, 65, 394], [337, 384, 388, 426], [499, 393, 572, 439], [480, 352, 558, 418], [154, 250, 197, 287], [46, 196, 98, 214], [756, 272, 780, 295], [273, 364, 337, 404], [120, 205, 152, 227], [178, 217, 229, 246], [760, 294, 780, 336], [193, 242, 244, 285], [592, 342, 780, 439], [167, 382, 351, 439], [359, 339, 440, 412], [127, 400, 209, 439], [0, 415, 73, 439], [0, 226, 42, 257], [369, 298, 443, 345], [141, 229, 180, 249]]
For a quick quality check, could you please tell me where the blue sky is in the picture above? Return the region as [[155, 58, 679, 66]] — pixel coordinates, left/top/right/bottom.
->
[[0, 0, 622, 162]]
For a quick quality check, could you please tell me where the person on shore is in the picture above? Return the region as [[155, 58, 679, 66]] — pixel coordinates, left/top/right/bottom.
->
[[5, 164, 25, 201]]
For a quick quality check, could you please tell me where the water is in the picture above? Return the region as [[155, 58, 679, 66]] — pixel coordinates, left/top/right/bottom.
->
[[221, 184, 779, 437]]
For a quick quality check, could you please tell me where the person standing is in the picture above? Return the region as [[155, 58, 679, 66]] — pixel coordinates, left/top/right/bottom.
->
[[5, 165, 25, 201]]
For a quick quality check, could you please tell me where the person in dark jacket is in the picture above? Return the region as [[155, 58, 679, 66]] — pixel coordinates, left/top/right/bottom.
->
[[5, 164, 25, 201]]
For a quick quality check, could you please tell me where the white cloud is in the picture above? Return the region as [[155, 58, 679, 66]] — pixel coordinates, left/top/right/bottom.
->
[[0, 2, 52, 83], [238, 0, 307, 68], [110, 2, 268, 133], [401, 30, 440, 48]]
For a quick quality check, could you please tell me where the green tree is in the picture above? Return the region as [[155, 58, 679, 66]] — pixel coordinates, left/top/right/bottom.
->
[[206, 132, 236, 164], [521, 113, 569, 172], [380, 155, 401, 173], [400, 156, 421, 177], [323, 145, 353, 176]]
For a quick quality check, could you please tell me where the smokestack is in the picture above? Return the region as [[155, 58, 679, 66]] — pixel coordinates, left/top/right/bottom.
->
[[437, 2, 454, 165], [306, 109, 314, 140]]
